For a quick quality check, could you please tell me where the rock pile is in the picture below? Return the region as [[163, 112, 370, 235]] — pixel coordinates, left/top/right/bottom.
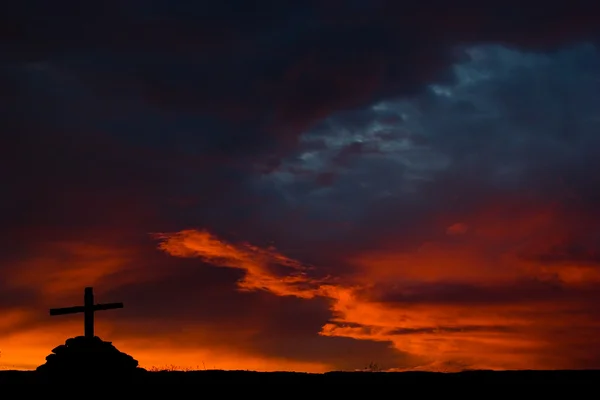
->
[[36, 336, 146, 379]]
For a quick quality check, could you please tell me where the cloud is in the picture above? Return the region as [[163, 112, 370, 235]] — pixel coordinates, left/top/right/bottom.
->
[[154, 221, 600, 371], [446, 223, 468, 235], [3, 2, 600, 372], [154, 229, 325, 298], [149, 43, 600, 370]]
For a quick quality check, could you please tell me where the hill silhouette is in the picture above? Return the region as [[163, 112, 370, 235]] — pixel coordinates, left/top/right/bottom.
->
[[35, 335, 146, 381], [1, 369, 600, 384]]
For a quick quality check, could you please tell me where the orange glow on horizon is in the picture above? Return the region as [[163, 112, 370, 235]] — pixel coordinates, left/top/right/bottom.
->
[[0, 320, 329, 372], [2, 201, 600, 372]]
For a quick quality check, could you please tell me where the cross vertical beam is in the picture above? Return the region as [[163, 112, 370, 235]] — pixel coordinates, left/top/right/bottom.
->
[[84, 287, 94, 338]]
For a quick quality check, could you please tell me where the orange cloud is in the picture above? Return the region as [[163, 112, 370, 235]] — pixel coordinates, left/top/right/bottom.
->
[[155, 202, 600, 372], [9, 241, 141, 297], [153, 229, 326, 298]]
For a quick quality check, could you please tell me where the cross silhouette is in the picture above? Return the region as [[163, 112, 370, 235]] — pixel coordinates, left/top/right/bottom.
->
[[49, 287, 123, 338]]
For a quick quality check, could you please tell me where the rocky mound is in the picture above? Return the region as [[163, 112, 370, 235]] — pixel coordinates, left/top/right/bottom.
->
[[36, 336, 146, 379]]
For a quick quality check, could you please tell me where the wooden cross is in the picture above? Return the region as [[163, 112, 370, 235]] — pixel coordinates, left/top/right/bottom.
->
[[49, 287, 123, 338]]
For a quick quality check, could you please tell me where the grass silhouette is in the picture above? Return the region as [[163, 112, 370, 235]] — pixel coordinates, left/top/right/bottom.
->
[[1, 368, 600, 384], [3, 343, 600, 383]]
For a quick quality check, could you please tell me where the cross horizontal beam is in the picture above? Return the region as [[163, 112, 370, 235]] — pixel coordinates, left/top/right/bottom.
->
[[94, 302, 124, 312], [49, 302, 123, 316], [50, 306, 85, 316]]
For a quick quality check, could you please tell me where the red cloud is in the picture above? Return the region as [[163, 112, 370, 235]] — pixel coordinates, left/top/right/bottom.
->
[[155, 196, 600, 372]]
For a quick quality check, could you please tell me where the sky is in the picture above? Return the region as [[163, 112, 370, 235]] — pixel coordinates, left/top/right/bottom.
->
[[2, 1, 600, 372]]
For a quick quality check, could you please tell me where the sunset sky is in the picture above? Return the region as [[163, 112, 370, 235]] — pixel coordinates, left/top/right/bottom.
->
[[2, 1, 600, 372]]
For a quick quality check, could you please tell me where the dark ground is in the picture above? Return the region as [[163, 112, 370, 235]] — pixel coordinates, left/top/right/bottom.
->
[[1, 369, 599, 383]]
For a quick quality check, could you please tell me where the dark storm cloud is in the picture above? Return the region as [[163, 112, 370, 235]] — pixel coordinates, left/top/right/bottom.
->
[[519, 234, 600, 266], [367, 279, 600, 306], [387, 325, 515, 335], [4, 1, 600, 151], [256, 44, 600, 257], [339, 322, 516, 336]]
